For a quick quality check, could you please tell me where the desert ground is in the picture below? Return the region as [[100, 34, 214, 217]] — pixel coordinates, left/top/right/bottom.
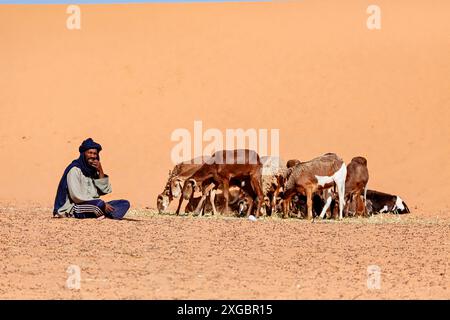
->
[[0, 0, 449, 299], [0, 203, 448, 299]]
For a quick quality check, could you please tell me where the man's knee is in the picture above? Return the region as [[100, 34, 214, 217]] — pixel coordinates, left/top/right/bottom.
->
[[110, 199, 130, 214], [122, 200, 130, 210]]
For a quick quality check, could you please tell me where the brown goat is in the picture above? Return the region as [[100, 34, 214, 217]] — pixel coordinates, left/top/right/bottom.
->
[[156, 156, 210, 214], [344, 156, 369, 217], [282, 153, 347, 220], [181, 149, 264, 217]]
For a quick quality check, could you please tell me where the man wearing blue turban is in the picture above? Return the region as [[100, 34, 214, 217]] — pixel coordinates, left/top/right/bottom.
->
[[53, 138, 130, 219]]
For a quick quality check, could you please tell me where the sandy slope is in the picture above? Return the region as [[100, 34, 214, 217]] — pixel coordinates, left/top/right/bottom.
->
[[0, 1, 449, 216]]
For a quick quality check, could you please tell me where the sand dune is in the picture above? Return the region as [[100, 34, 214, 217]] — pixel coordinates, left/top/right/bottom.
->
[[1, 1, 449, 217]]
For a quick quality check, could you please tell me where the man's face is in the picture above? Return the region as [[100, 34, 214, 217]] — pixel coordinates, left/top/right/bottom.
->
[[84, 149, 98, 166]]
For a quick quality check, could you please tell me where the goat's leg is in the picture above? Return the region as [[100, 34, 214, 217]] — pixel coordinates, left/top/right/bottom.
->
[[319, 189, 333, 219], [332, 164, 347, 220], [222, 179, 230, 215], [250, 174, 264, 218], [210, 188, 217, 215], [336, 181, 345, 220], [193, 195, 206, 216], [271, 178, 282, 213], [326, 195, 335, 219], [202, 182, 216, 215], [331, 197, 339, 219], [357, 193, 363, 217], [246, 197, 254, 217], [282, 188, 296, 219], [193, 193, 208, 216], [364, 185, 368, 207], [261, 196, 269, 217], [357, 193, 369, 217], [344, 194, 351, 217], [363, 185, 369, 217], [175, 197, 184, 215], [354, 193, 361, 217], [193, 183, 215, 215], [201, 193, 208, 216], [282, 198, 289, 219], [195, 190, 207, 216], [306, 187, 313, 220]]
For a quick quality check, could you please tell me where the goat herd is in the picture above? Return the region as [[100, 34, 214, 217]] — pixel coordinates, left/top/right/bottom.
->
[[157, 149, 410, 220]]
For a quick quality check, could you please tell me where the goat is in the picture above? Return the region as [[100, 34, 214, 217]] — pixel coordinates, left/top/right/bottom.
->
[[181, 149, 264, 217], [282, 153, 347, 220], [156, 156, 210, 214], [343, 156, 369, 217], [366, 190, 410, 214], [260, 156, 287, 216]]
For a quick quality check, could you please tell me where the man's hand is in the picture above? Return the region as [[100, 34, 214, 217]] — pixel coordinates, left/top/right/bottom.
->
[[91, 159, 105, 178], [104, 203, 115, 214]]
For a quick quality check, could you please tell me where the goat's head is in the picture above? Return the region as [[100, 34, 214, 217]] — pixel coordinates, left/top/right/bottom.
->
[[169, 177, 183, 198], [238, 195, 255, 216], [156, 192, 170, 213], [263, 196, 272, 215], [182, 178, 197, 200], [238, 198, 249, 216], [393, 196, 410, 214], [274, 196, 283, 213]]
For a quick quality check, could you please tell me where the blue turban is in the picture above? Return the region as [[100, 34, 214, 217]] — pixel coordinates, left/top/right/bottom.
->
[[79, 138, 102, 153]]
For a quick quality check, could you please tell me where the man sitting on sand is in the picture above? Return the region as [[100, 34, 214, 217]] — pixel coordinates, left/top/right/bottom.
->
[[53, 138, 130, 220]]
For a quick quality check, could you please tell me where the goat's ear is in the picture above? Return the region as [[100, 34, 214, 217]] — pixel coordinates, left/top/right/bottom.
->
[[168, 170, 172, 176], [157, 194, 163, 201]]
